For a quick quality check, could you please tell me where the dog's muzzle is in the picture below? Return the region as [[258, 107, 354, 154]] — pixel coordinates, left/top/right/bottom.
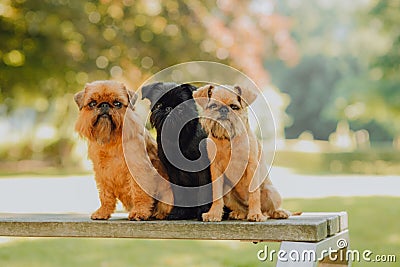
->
[[98, 102, 110, 116], [218, 106, 229, 120]]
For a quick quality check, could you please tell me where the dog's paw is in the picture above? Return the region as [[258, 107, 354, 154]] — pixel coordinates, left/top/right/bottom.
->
[[91, 209, 112, 220], [128, 209, 152, 221], [152, 209, 169, 220], [247, 212, 267, 222], [229, 210, 247, 220], [202, 211, 223, 222], [270, 209, 290, 219], [152, 203, 172, 220]]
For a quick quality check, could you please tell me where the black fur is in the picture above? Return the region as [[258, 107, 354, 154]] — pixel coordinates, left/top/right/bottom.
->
[[142, 82, 212, 220]]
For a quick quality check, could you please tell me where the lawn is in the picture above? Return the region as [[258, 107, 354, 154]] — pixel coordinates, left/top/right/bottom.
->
[[0, 197, 398, 267], [274, 150, 400, 175]]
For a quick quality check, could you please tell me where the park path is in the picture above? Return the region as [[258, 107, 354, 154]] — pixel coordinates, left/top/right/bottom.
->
[[0, 167, 399, 213]]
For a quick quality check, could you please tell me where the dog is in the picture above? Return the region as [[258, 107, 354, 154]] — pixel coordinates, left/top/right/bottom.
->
[[74, 80, 173, 221], [141, 82, 212, 220], [193, 84, 291, 222]]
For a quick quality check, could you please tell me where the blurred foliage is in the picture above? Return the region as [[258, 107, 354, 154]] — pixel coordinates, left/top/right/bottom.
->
[[326, 0, 400, 138], [0, 0, 296, 108], [0, 0, 214, 107], [0, 0, 297, 166], [268, 0, 399, 141], [350, 0, 400, 135], [369, 0, 400, 79], [268, 56, 353, 140]]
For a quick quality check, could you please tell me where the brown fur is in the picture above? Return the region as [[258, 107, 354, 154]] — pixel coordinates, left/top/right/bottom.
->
[[74, 80, 173, 220], [194, 84, 290, 222]]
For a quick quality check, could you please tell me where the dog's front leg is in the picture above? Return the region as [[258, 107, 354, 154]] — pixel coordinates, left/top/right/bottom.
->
[[152, 185, 174, 220], [91, 188, 117, 220], [247, 187, 267, 222], [202, 163, 224, 222], [128, 187, 154, 221]]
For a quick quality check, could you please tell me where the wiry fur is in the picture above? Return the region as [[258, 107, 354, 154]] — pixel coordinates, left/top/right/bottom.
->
[[141, 82, 212, 220], [74, 80, 173, 221], [201, 113, 247, 140], [194, 84, 291, 222]]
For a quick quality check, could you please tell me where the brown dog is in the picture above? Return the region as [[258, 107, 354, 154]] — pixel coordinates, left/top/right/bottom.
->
[[74, 80, 173, 220], [194, 84, 290, 222]]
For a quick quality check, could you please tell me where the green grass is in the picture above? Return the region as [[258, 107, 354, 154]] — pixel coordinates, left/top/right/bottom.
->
[[0, 165, 91, 178], [0, 239, 277, 267], [285, 197, 400, 263], [0, 197, 399, 267], [274, 150, 400, 175]]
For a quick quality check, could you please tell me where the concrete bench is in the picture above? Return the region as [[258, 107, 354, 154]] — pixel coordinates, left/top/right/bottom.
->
[[0, 212, 350, 266]]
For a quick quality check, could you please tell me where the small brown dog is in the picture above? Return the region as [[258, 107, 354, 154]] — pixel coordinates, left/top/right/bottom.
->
[[74, 80, 173, 220], [194, 84, 290, 222]]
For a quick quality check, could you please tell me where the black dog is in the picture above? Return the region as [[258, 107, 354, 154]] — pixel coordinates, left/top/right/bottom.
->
[[142, 82, 212, 220]]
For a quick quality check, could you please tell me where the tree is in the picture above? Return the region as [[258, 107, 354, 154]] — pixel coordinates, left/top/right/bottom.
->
[[0, 0, 297, 107], [0, 0, 298, 165], [364, 0, 400, 135], [268, 56, 347, 140], [268, 0, 396, 141], [328, 0, 400, 139]]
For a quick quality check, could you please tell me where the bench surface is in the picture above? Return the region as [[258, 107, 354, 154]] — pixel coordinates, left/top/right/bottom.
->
[[0, 212, 347, 242]]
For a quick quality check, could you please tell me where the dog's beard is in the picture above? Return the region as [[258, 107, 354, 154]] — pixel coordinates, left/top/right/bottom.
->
[[150, 108, 168, 131], [91, 112, 120, 144], [201, 118, 234, 139], [201, 113, 247, 140]]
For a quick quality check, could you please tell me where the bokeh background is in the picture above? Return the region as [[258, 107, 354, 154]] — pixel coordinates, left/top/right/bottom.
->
[[0, 0, 399, 266]]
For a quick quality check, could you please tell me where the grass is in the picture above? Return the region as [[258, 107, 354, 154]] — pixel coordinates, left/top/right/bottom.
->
[[0, 197, 399, 266], [274, 150, 400, 175], [0, 163, 91, 177], [286, 197, 400, 261], [0, 239, 276, 267]]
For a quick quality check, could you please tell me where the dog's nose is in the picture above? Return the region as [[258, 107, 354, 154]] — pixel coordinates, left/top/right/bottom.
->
[[219, 106, 229, 114], [99, 102, 110, 109], [99, 102, 110, 113]]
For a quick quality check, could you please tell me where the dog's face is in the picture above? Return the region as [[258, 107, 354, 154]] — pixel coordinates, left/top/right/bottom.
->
[[141, 82, 198, 131], [74, 80, 137, 144], [193, 84, 258, 139]]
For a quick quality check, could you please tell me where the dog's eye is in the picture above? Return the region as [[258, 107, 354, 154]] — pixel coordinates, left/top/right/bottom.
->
[[208, 103, 217, 109], [230, 104, 240, 110], [88, 101, 97, 108], [113, 101, 122, 108]]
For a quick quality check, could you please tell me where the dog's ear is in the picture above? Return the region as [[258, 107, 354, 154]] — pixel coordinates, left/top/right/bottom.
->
[[141, 82, 162, 104], [233, 85, 258, 107], [181, 83, 197, 93], [193, 84, 214, 109], [127, 89, 138, 110], [74, 90, 85, 110]]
